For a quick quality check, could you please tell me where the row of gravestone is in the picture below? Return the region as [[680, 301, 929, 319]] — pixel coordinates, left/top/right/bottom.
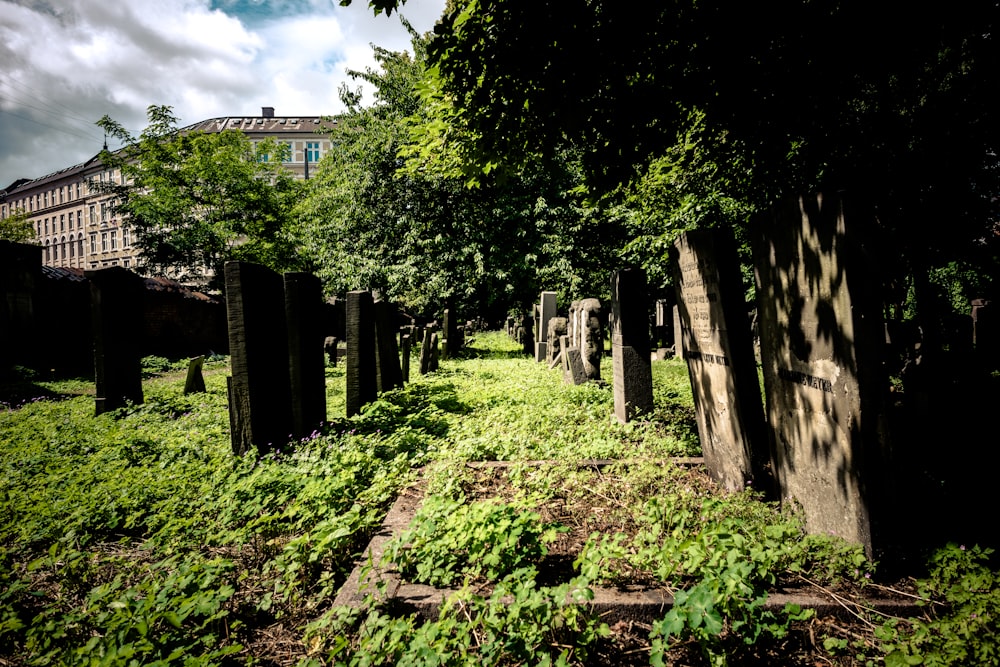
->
[[84, 260, 463, 456], [508, 193, 892, 558]]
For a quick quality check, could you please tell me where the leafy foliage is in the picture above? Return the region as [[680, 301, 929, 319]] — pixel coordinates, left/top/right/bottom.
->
[[0, 208, 37, 244], [95, 105, 303, 286]]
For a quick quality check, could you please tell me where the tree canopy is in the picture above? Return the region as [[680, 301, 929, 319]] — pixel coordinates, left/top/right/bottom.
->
[[96, 106, 303, 288], [295, 25, 627, 318]]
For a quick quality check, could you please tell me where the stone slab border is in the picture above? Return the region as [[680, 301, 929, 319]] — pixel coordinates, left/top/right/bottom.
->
[[334, 459, 921, 624]]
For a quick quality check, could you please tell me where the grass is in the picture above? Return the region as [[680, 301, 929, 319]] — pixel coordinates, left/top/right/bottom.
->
[[1, 331, 995, 666]]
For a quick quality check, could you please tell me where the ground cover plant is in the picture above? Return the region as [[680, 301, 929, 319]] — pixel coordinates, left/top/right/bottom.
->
[[1, 332, 997, 665]]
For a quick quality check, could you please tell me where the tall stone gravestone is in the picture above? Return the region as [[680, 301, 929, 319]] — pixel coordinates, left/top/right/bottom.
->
[[610, 270, 653, 423], [535, 291, 557, 362], [284, 272, 326, 438], [578, 298, 603, 381], [88, 267, 145, 415], [0, 241, 42, 378], [225, 262, 292, 454], [754, 192, 889, 556], [671, 229, 768, 491], [374, 299, 404, 392], [346, 290, 377, 417]]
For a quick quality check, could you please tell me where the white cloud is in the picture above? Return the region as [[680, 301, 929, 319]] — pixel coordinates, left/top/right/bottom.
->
[[0, 0, 446, 188]]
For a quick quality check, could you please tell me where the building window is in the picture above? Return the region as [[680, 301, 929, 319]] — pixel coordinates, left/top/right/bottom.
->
[[101, 232, 108, 251], [76, 183, 81, 199], [123, 259, 130, 268], [44, 242, 50, 262], [76, 211, 82, 228], [60, 214, 65, 232], [44, 218, 49, 234], [307, 142, 320, 163], [122, 228, 130, 247], [44, 192, 49, 207], [37, 221, 42, 236], [59, 187, 64, 204], [78, 238, 84, 258], [90, 234, 96, 254], [89, 205, 96, 225], [69, 235, 75, 258], [100, 202, 107, 223], [110, 230, 117, 250]]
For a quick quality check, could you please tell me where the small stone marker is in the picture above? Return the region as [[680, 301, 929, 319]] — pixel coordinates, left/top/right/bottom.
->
[[546, 316, 568, 366], [754, 192, 890, 556], [87, 267, 145, 415], [521, 313, 534, 356], [565, 346, 588, 385], [225, 261, 292, 455], [671, 229, 768, 492], [346, 290, 377, 417], [610, 269, 653, 423], [183, 356, 206, 394], [401, 333, 411, 383], [324, 336, 338, 366], [429, 331, 440, 371]]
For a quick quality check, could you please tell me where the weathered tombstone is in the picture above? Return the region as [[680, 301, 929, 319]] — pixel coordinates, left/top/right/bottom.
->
[[565, 346, 588, 385], [87, 267, 145, 416], [535, 291, 557, 362], [419, 327, 433, 375], [324, 336, 338, 366], [521, 313, 534, 356], [0, 241, 42, 378], [401, 333, 411, 383], [346, 290, 377, 417], [374, 299, 404, 393], [546, 316, 568, 367], [285, 272, 326, 438], [578, 298, 603, 381], [610, 270, 653, 422], [442, 308, 460, 359], [225, 261, 291, 454], [183, 356, 206, 394], [429, 331, 440, 371], [754, 192, 889, 556], [671, 229, 768, 492], [654, 299, 671, 348]]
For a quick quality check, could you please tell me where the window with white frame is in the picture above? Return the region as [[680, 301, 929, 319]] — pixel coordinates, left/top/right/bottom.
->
[[101, 232, 108, 251], [306, 141, 320, 163]]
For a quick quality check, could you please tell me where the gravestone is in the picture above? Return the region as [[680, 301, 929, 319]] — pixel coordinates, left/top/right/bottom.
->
[[419, 327, 433, 375], [610, 270, 653, 423], [374, 299, 404, 392], [346, 290, 377, 417], [183, 356, 206, 394], [401, 333, 411, 383], [671, 229, 768, 491], [754, 192, 889, 556], [324, 336, 338, 366], [535, 291, 557, 362], [285, 272, 326, 438], [0, 241, 42, 378], [429, 331, 440, 371], [578, 298, 603, 381], [521, 313, 534, 356], [88, 267, 145, 415], [546, 316, 568, 366], [225, 261, 291, 454]]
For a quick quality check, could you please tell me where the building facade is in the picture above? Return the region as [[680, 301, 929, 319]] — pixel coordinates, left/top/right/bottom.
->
[[0, 108, 332, 272]]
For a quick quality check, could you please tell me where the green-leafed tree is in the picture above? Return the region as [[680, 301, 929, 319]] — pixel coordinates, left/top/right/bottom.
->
[[295, 23, 625, 318], [95, 105, 303, 287], [0, 208, 36, 244]]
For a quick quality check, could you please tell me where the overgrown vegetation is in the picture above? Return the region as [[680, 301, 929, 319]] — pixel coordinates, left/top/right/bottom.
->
[[1, 333, 997, 665]]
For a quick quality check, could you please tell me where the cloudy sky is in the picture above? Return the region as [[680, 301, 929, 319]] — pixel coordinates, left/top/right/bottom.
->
[[0, 0, 447, 189]]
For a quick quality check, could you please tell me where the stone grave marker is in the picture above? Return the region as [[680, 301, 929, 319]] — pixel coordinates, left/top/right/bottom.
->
[[324, 336, 338, 366], [87, 267, 145, 415], [535, 291, 557, 362], [610, 270, 653, 422], [429, 331, 440, 371], [346, 290, 377, 417], [578, 298, 603, 381], [671, 229, 768, 491], [754, 192, 889, 556], [546, 316, 568, 367], [401, 333, 411, 383], [183, 356, 206, 394], [225, 261, 292, 454], [285, 272, 326, 439], [374, 299, 404, 392], [419, 327, 433, 375], [521, 313, 534, 355]]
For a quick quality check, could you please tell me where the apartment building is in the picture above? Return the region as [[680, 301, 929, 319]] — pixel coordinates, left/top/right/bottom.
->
[[0, 108, 333, 272]]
